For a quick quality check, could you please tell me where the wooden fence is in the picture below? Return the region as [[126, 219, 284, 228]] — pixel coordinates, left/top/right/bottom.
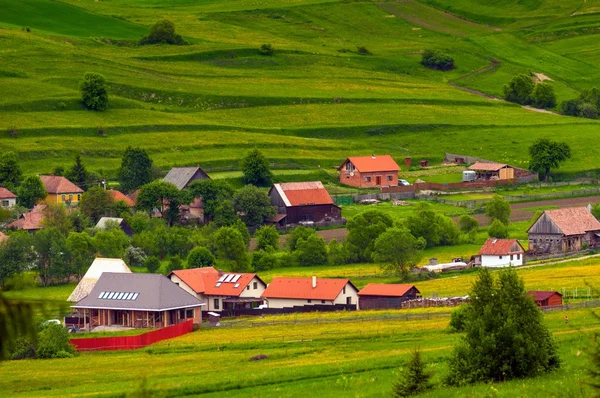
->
[[216, 304, 356, 319], [69, 319, 193, 351]]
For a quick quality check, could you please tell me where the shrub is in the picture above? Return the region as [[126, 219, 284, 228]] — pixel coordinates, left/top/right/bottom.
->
[[327, 239, 348, 265], [392, 349, 433, 397], [488, 219, 509, 239], [561, 98, 583, 116], [139, 20, 186, 45], [187, 246, 215, 268], [503, 74, 534, 105], [166, 255, 183, 274], [531, 82, 556, 109], [458, 215, 479, 233], [258, 43, 274, 56], [251, 249, 278, 271], [485, 195, 511, 225], [36, 324, 75, 359], [579, 102, 599, 119], [295, 235, 328, 266], [449, 304, 468, 332], [255, 225, 279, 251], [421, 50, 454, 71], [144, 256, 160, 273], [357, 46, 372, 55], [80, 72, 109, 111]]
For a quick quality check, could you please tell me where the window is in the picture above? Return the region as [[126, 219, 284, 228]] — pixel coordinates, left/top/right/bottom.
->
[[345, 162, 354, 171], [307, 299, 312, 303], [517, 254, 521, 260], [387, 175, 393, 182], [321, 300, 326, 304], [61, 194, 66, 201], [186, 309, 193, 319], [365, 176, 371, 182], [214, 298, 220, 310], [1, 200, 8, 207], [499, 256, 503, 260], [510, 255, 514, 261], [246, 285, 250, 290], [343, 286, 346, 294], [77, 195, 81, 201], [253, 282, 258, 289], [68, 194, 73, 201]]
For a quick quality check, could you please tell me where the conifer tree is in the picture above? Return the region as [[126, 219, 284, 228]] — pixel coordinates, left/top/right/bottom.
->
[[392, 349, 433, 397]]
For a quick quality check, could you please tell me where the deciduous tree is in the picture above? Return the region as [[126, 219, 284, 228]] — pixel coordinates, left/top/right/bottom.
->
[[240, 149, 273, 186], [0, 151, 22, 191], [485, 195, 511, 225], [503, 74, 534, 105], [346, 209, 394, 261], [118, 147, 153, 193], [187, 246, 215, 268], [528, 138, 571, 180], [233, 185, 275, 229], [255, 225, 279, 251], [80, 72, 108, 111], [295, 234, 328, 266], [136, 181, 181, 226], [33, 228, 70, 286], [16, 176, 46, 209], [531, 82, 556, 109], [373, 228, 425, 278], [79, 186, 115, 223], [213, 227, 250, 272]]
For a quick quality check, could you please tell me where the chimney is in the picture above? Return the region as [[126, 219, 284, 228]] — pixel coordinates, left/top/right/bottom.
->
[[312, 276, 317, 288], [371, 154, 376, 159], [217, 269, 224, 276]]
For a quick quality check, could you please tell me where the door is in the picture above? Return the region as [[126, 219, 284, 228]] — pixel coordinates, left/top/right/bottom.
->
[[346, 296, 352, 305], [375, 176, 381, 185]]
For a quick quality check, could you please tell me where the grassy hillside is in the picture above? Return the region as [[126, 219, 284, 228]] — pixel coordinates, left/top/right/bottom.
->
[[1, 0, 600, 180]]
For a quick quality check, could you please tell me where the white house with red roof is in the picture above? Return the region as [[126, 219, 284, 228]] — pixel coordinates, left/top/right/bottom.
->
[[0, 187, 17, 208], [268, 181, 341, 227], [261, 276, 358, 309], [168, 267, 266, 312], [337, 154, 400, 188], [478, 238, 525, 267]]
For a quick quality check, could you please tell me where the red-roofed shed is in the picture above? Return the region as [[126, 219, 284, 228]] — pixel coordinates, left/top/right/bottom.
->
[[268, 181, 341, 227], [338, 155, 400, 188], [526, 291, 563, 307], [358, 283, 420, 310]]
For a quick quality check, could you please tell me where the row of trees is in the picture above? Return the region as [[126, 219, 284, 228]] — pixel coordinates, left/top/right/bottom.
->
[[562, 87, 600, 119], [503, 74, 556, 109]]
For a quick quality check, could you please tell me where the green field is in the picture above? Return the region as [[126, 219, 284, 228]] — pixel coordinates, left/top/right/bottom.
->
[[1, 0, 600, 181]]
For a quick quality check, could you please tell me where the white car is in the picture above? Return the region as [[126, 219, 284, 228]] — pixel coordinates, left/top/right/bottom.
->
[[398, 179, 411, 186]]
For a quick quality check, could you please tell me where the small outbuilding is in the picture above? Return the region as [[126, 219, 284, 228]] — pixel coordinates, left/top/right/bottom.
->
[[163, 166, 210, 190], [95, 217, 135, 236], [468, 162, 514, 180], [358, 283, 421, 310], [0, 187, 17, 208], [526, 291, 563, 307], [478, 238, 525, 267], [68, 258, 132, 302]]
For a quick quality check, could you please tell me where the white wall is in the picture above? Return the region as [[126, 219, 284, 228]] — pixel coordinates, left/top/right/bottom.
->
[[265, 282, 359, 309], [239, 276, 266, 299], [0, 198, 16, 208], [481, 253, 523, 268]]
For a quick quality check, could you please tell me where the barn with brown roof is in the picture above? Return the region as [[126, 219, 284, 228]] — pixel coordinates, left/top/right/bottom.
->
[[528, 207, 600, 254], [358, 283, 420, 310], [526, 291, 563, 307], [40, 175, 84, 205], [338, 155, 400, 188], [7, 204, 46, 232], [478, 238, 525, 267], [468, 162, 514, 180], [268, 181, 342, 227], [261, 276, 358, 309]]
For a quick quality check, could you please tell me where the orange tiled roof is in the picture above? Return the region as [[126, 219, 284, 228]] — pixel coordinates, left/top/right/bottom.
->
[[543, 207, 600, 236], [468, 162, 508, 172], [478, 239, 524, 255], [340, 155, 400, 173], [358, 283, 417, 297], [0, 187, 17, 199], [171, 268, 264, 297], [40, 175, 83, 194], [108, 189, 135, 206], [273, 181, 334, 206], [262, 277, 354, 301]]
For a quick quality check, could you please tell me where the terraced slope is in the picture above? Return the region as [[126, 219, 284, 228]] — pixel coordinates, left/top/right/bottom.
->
[[1, 0, 599, 178]]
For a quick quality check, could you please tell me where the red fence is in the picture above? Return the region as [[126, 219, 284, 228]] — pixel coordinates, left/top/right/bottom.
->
[[69, 320, 193, 352]]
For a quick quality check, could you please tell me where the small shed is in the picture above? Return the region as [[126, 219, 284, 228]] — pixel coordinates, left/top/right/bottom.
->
[[358, 283, 421, 310], [526, 291, 563, 307]]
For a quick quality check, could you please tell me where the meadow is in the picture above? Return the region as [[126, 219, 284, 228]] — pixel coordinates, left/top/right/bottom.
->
[[1, 0, 600, 180]]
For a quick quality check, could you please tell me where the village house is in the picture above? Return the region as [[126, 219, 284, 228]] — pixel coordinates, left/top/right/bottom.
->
[[7, 204, 46, 232], [0, 187, 17, 208], [477, 238, 525, 267], [268, 181, 342, 227], [169, 267, 266, 312], [261, 276, 359, 309], [95, 217, 135, 237], [108, 189, 135, 207], [358, 283, 420, 310], [337, 155, 400, 188], [163, 166, 210, 190], [40, 175, 84, 205], [72, 273, 204, 330], [468, 162, 514, 180], [68, 258, 132, 302], [526, 291, 563, 307], [528, 207, 600, 254]]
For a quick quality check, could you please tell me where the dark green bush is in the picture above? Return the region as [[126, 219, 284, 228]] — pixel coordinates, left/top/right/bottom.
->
[[449, 304, 468, 332], [531, 82, 556, 109], [80, 72, 109, 111], [187, 246, 215, 268], [258, 43, 274, 56], [139, 20, 187, 45], [421, 50, 454, 71], [503, 74, 534, 105], [357, 46, 372, 55], [36, 324, 75, 359]]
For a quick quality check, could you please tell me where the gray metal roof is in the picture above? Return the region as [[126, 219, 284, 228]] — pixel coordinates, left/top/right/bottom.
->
[[72, 273, 204, 311], [163, 167, 209, 190]]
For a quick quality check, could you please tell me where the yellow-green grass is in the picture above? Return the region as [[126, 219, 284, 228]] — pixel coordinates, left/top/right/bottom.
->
[[340, 200, 472, 220], [0, 307, 597, 397]]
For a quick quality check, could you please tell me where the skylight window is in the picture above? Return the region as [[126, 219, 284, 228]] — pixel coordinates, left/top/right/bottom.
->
[[224, 274, 235, 283], [107, 292, 115, 299], [98, 292, 106, 299], [231, 274, 242, 283], [116, 292, 125, 300], [131, 293, 139, 301], [218, 274, 227, 283]]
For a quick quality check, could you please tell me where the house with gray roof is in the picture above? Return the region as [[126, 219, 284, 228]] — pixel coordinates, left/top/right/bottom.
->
[[163, 167, 210, 190], [72, 273, 204, 330]]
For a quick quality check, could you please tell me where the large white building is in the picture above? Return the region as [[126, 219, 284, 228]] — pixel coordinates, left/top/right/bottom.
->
[[261, 276, 359, 309], [478, 238, 525, 267]]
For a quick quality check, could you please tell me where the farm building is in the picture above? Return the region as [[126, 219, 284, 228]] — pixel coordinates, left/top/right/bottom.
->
[[163, 166, 210, 190], [179, 197, 205, 224], [108, 189, 135, 207], [95, 217, 135, 236], [477, 238, 525, 267], [40, 175, 84, 205], [169, 267, 266, 312], [358, 284, 420, 310], [337, 155, 400, 188], [528, 207, 600, 254], [0, 187, 17, 208], [72, 273, 204, 330], [262, 276, 359, 309], [526, 291, 563, 307], [468, 162, 514, 180], [68, 258, 132, 302], [7, 204, 46, 232], [268, 181, 342, 227]]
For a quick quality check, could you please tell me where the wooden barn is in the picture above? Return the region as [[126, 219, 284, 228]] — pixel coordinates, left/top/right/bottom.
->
[[528, 207, 600, 254], [468, 162, 514, 180], [526, 291, 563, 307], [163, 166, 210, 190], [358, 283, 421, 310], [337, 155, 400, 188], [268, 181, 341, 227]]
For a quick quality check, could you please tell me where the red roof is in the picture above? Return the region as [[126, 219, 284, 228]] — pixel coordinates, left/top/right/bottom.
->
[[478, 239, 524, 255], [262, 277, 356, 301], [468, 162, 508, 172], [539, 207, 600, 236], [358, 283, 418, 297], [0, 187, 17, 199], [40, 175, 83, 194], [109, 189, 135, 206], [171, 268, 264, 297], [273, 181, 334, 206], [339, 155, 400, 173], [8, 205, 46, 231], [526, 291, 562, 302]]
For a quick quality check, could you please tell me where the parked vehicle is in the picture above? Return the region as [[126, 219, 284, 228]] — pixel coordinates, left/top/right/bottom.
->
[[398, 179, 410, 186]]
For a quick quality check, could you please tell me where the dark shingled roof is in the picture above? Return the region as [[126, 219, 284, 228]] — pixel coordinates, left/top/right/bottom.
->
[[72, 273, 204, 311], [163, 167, 209, 190]]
